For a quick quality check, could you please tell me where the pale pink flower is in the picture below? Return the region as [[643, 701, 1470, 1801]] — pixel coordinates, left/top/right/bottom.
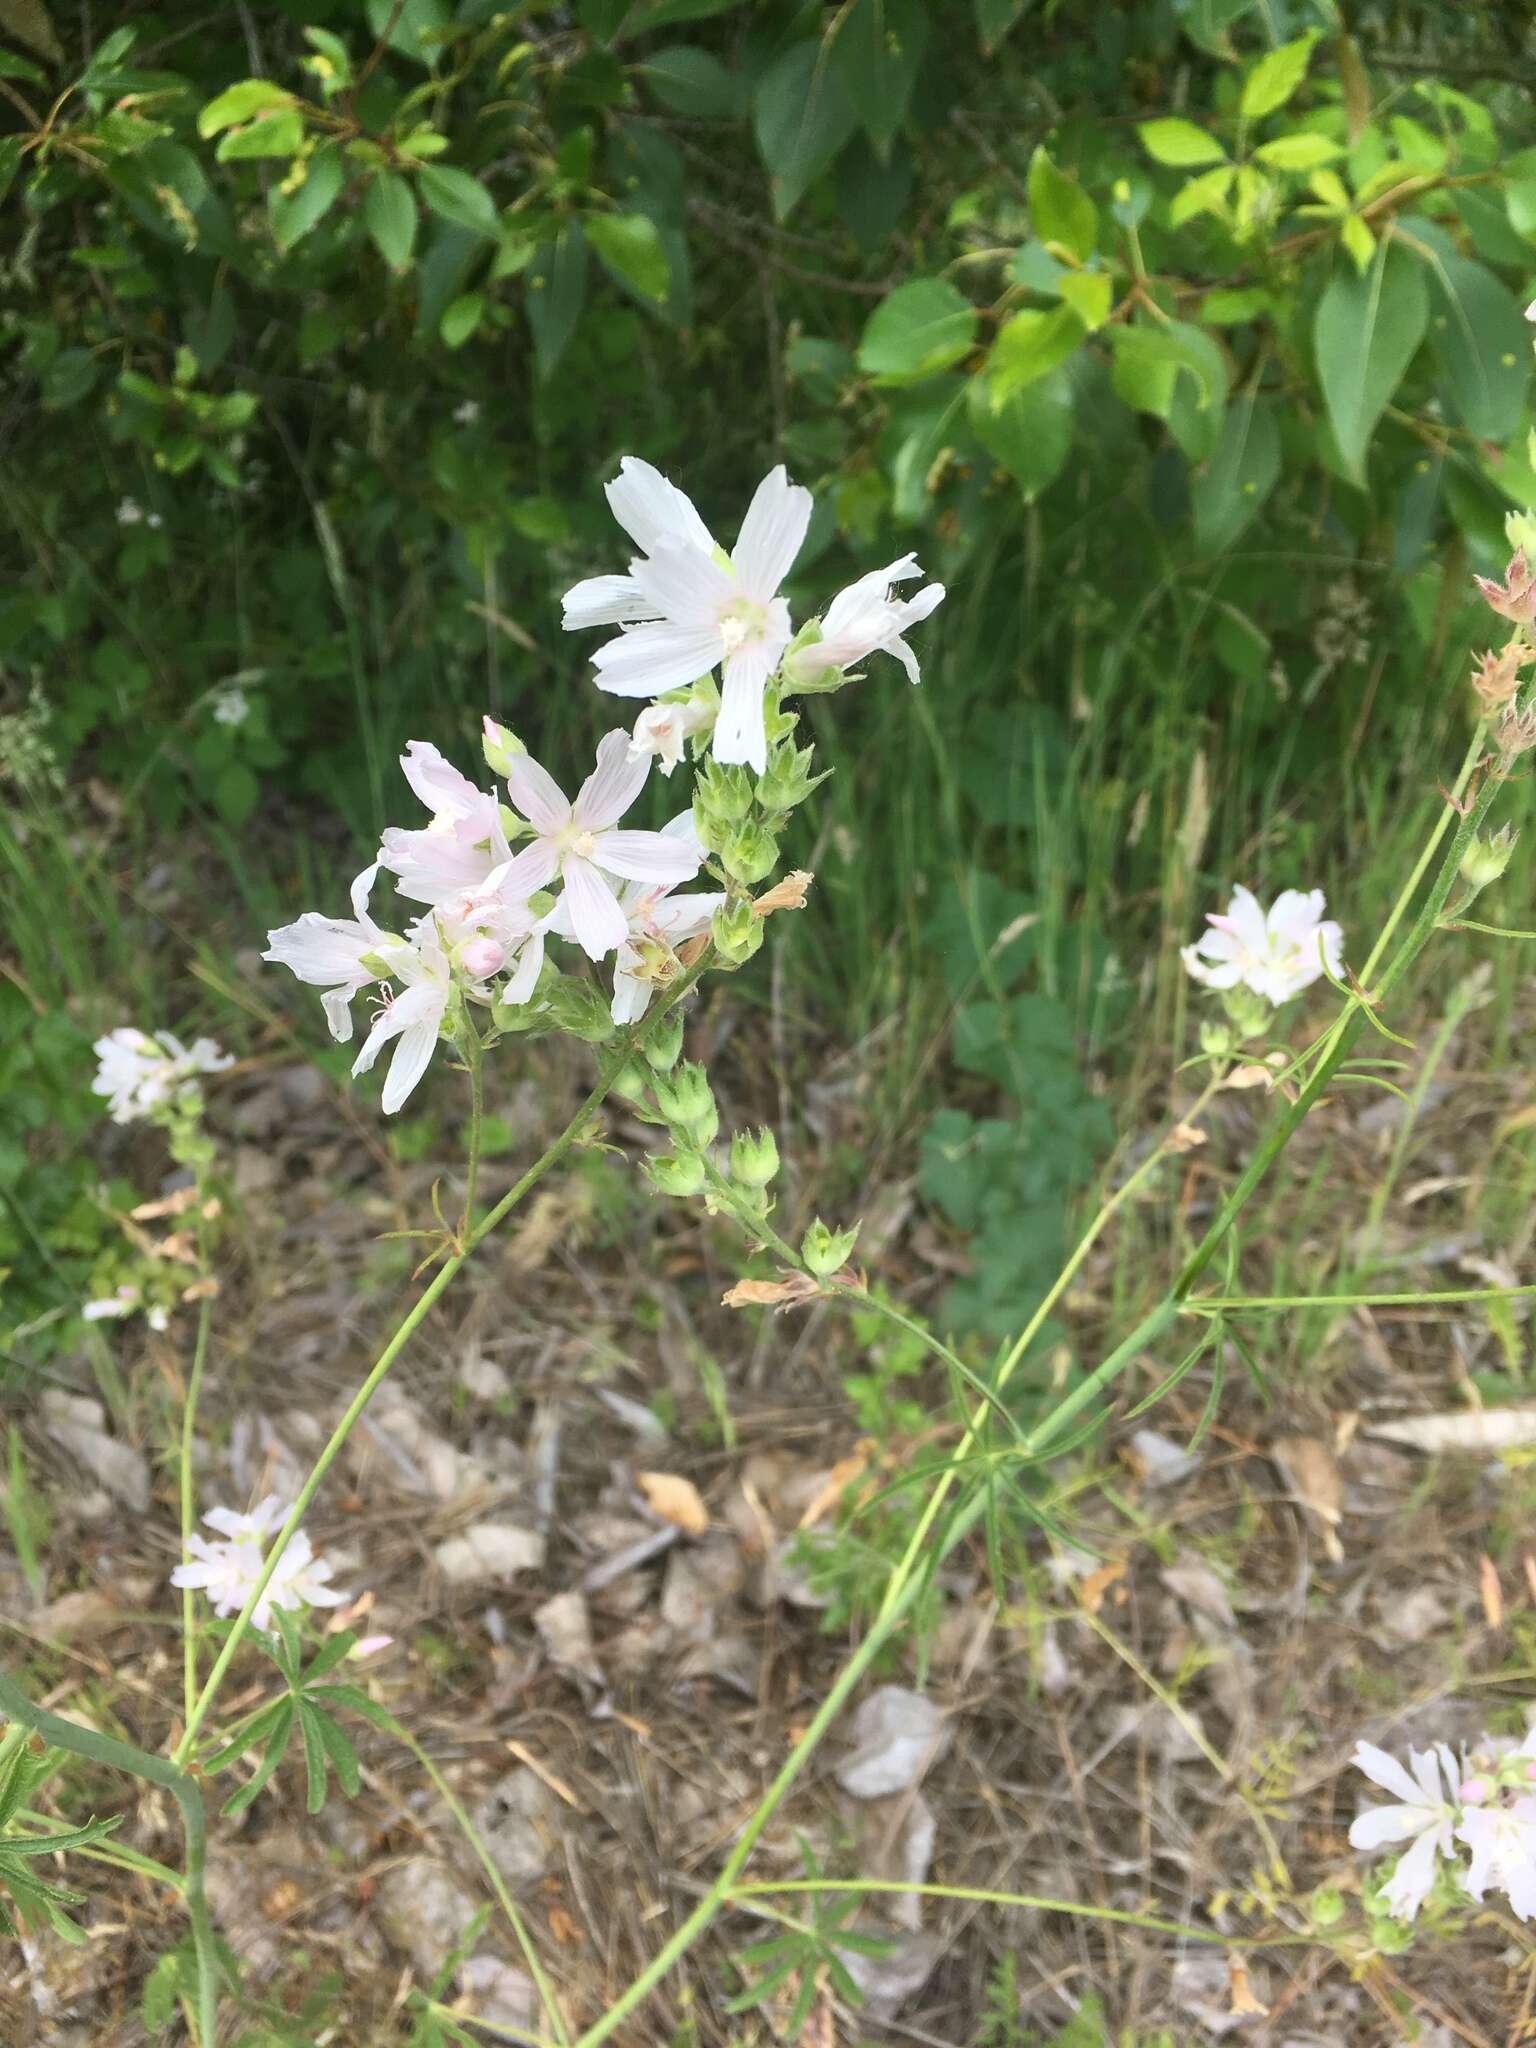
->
[[563, 460, 813, 775], [172, 1495, 348, 1631], [547, 814, 722, 1023], [1459, 1797, 1536, 1920], [430, 883, 547, 1009], [628, 697, 713, 775], [1182, 885, 1343, 1005], [91, 1027, 232, 1124], [378, 741, 514, 907], [784, 554, 945, 688], [1348, 1740, 1461, 1922], [350, 920, 455, 1114], [264, 863, 395, 1042], [496, 732, 701, 960]]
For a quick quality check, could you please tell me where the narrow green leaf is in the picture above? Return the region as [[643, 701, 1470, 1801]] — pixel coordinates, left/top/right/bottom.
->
[[585, 211, 670, 301], [270, 144, 344, 250], [1240, 29, 1319, 121], [1192, 395, 1281, 552], [1313, 241, 1428, 480], [753, 38, 857, 222], [307, 1703, 362, 1796], [221, 1700, 295, 1817], [1026, 146, 1097, 261], [524, 224, 589, 377], [296, 1699, 329, 1815]]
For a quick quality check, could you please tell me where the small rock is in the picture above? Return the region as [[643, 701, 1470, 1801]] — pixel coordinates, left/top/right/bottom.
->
[[533, 1590, 604, 1686], [42, 1392, 149, 1512], [1132, 1427, 1201, 1486], [374, 1860, 480, 1976], [458, 1955, 538, 2034], [472, 1768, 557, 1889], [435, 1521, 545, 1586], [838, 1928, 943, 2015], [1161, 1553, 1237, 1631], [835, 1686, 947, 1799], [457, 1354, 511, 1402]]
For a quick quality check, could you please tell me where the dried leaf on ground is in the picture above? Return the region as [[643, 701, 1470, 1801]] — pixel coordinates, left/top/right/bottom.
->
[[1366, 1408, 1536, 1453], [836, 1685, 947, 1799], [636, 1469, 708, 1535], [1272, 1434, 1344, 1561], [434, 1520, 545, 1586]]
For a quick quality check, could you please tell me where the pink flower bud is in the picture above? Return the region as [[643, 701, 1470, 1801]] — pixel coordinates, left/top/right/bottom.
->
[[1460, 1776, 1491, 1805], [461, 937, 505, 979]]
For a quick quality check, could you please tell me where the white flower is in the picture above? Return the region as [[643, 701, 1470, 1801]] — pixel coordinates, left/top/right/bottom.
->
[[1182, 886, 1343, 1005], [378, 740, 514, 907], [1459, 1797, 1536, 1919], [628, 696, 713, 775], [1348, 1740, 1462, 1921], [83, 1286, 141, 1322], [562, 459, 813, 775], [116, 496, 161, 528], [497, 731, 702, 961], [453, 398, 481, 425], [264, 863, 395, 1043], [171, 1495, 348, 1631], [784, 554, 945, 688], [547, 814, 723, 1024], [430, 882, 547, 1009], [211, 685, 250, 727], [350, 920, 456, 1114], [91, 1028, 233, 1125]]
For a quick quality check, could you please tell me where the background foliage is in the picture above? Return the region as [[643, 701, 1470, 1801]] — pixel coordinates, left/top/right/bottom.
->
[[3, 0, 1536, 1363]]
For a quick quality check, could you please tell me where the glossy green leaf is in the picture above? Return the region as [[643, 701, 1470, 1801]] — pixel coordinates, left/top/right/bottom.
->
[[966, 363, 1074, 499], [216, 107, 303, 161], [1168, 164, 1233, 228], [834, 0, 927, 163], [1253, 132, 1340, 171], [753, 38, 857, 222], [417, 163, 501, 239], [1138, 118, 1226, 168], [524, 225, 589, 378], [1193, 396, 1280, 552], [1109, 319, 1226, 427], [636, 45, 738, 118], [1239, 29, 1319, 120], [585, 210, 670, 301], [269, 144, 343, 250], [1057, 270, 1112, 331], [364, 170, 417, 269], [857, 278, 976, 380], [198, 80, 295, 138], [1313, 240, 1428, 480], [987, 305, 1083, 399], [439, 291, 483, 347], [974, 0, 1034, 53], [1027, 146, 1096, 261], [1413, 241, 1530, 442]]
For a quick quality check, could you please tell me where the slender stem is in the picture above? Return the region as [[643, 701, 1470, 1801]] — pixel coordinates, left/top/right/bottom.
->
[[180, 1174, 215, 1727], [0, 1673, 218, 2048], [1357, 723, 1486, 985], [1188, 1284, 1536, 1312], [375, 1706, 571, 2048], [460, 1022, 485, 1242]]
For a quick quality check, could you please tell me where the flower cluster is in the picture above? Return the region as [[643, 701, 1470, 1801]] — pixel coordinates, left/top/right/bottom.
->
[[1182, 885, 1343, 1013], [1350, 1731, 1536, 1924], [265, 461, 943, 1111], [91, 1027, 232, 1126], [171, 1496, 348, 1631]]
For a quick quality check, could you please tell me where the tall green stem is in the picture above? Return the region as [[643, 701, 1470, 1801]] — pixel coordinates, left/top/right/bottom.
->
[[0, 1673, 218, 2047], [460, 1020, 485, 1241], [180, 1170, 215, 1727]]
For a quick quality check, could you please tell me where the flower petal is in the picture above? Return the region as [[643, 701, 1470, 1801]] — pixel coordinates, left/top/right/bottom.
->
[[592, 621, 726, 699], [1349, 1804, 1430, 1850], [574, 729, 652, 829], [606, 457, 716, 558], [590, 827, 702, 885], [1351, 1741, 1424, 1807], [731, 464, 812, 597], [630, 542, 735, 629], [1381, 1822, 1440, 1921], [713, 642, 775, 774], [352, 980, 441, 1082], [381, 1010, 442, 1113], [486, 840, 561, 900], [400, 740, 482, 820], [562, 571, 658, 630], [561, 855, 629, 960], [504, 752, 571, 833]]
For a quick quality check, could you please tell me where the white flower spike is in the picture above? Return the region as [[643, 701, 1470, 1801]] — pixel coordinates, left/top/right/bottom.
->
[[1182, 885, 1343, 1005], [91, 1028, 233, 1125], [378, 740, 515, 907], [497, 731, 702, 960], [1348, 1739, 1462, 1922], [564, 461, 813, 775]]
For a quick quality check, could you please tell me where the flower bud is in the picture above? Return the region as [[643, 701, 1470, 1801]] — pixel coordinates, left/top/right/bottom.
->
[[1460, 1775, 1491, 1806], [654, 1061, 718, 1146], [608, 1060, 652, 1105], [1475, 549, 1536, 624], [1506, 509, 1536, 559], [542, 976, 617, 1044], [645, 1150, 706, 1199], [459, 936, 506, 979], [694, 758, 756, 824], [1460, 824, 1519, 892], [712, 898, 764, 967], [482, 716, 526, 776], [730, 1126, 779, 1188], [1497, 702, 1536, 762], [755, 740, 822, 815], [1198, 1018, 1235, 1059], [720, 821, 779, 886], [1471, 645, 1523, 713], [780, 620, 837, 693], [801, 1216, 859, 1279], [642, 1009, 685, 1073], [1221, 986, 1272, 1040]]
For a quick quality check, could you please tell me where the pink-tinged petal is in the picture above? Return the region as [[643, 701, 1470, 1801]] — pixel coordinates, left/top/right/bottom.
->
[[713, 642, 774, 774], [1381, 1824, 1440, 1921], [379, 825, 498, 906], [561, 855, 629, 960], [592, 621, 726, 698], [1349, 1804, 1429, 1850], [502, 932, 544, 1006], [504, 752, 571, 833], [1409, 1746, 1445, 1806], [1351, 1741, 1424, 1807], [574, 728, 652, 829], [381, 1011, 441, 1114], [349, 861, 382, 929], [661, 809, 704, 854], [630, 542, 735, 629], [590, 828, 703, 884], [263, 912, 372, 987], [352, 981, 442, 1083], [562, 571, 658, 630], [731, 464, 812, 597], [484, 840, 560, 902], [400, 740, 482, 820], [653, 892, 725, 942], [1456, 1809, 1499, 1898], [606, 457, 716, 558], [1224, 885, 1269, 955]]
